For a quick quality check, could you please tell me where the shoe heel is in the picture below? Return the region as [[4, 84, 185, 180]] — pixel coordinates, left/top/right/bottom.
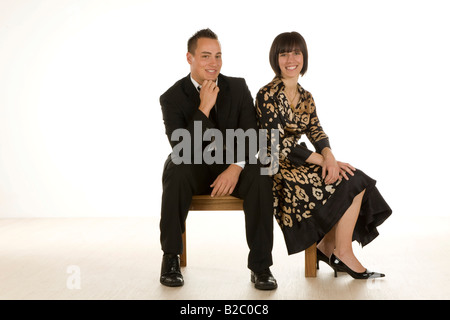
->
[[316, 260, 320, 270], [330, 253, 384, 280]]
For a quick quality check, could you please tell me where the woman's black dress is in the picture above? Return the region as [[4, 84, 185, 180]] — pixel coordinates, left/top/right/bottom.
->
[[256, 78, 392, 254]]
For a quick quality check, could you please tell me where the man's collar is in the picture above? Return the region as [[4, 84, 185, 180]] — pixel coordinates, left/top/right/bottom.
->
[[190, 75, 219, 91]]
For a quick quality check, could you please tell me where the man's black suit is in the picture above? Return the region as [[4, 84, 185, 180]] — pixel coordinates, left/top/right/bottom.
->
[[159, 73, 274, 272]]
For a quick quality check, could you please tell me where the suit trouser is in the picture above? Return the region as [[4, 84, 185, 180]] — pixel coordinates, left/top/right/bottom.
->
[[159, 156, 274, 272]]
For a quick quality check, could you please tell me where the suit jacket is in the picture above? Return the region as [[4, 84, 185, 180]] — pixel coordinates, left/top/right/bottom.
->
[[160, 73, 258, 164]]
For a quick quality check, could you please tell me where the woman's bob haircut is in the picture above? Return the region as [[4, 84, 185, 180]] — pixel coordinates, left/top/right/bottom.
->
[[269, 31, 308, 78]]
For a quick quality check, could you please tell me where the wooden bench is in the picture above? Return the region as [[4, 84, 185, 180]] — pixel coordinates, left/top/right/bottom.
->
[[181, 195, 317, 277]]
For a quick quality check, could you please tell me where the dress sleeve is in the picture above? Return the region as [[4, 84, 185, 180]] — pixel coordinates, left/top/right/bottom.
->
[[256, 90, 313, 167], [304, 93, 331, 153]]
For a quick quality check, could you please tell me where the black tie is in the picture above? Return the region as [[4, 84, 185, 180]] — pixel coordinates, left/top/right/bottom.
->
[[197, 86, 217, 158], [198, 86, 217, 123]]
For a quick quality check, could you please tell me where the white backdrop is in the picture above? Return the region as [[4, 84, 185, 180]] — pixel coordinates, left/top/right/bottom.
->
[[0, 0, 449, 218]]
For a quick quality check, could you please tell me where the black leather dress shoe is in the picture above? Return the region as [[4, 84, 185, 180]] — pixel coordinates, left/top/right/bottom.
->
[[250, 268, 278, 290], [160, 254, 184, 287]]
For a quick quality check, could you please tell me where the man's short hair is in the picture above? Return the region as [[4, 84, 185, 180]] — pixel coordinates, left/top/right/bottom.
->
[[187, 28, 218, 54]]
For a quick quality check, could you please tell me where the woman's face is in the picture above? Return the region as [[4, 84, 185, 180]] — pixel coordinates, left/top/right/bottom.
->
[[278, 50, 303, 79]]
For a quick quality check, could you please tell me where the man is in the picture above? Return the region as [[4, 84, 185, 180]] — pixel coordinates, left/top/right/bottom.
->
[[159, 29, 277, 290]]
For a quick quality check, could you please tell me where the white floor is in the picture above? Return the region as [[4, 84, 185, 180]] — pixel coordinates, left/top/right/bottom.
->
[[0, 213, 449, 300]]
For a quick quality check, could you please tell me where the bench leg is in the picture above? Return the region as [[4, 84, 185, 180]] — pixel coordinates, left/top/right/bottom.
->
[[180, 227, 187, 267], [305, 243, 317, 277]]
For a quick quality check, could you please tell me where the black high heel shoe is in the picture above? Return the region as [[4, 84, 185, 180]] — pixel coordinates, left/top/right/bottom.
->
[[316, 248, 331, 270], [330, 254, 385, 279]]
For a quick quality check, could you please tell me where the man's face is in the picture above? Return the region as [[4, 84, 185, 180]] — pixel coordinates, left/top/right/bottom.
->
[[187, 38, 222, 84]]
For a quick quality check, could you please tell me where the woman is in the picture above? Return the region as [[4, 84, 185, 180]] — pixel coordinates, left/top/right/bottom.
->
[[255, 32, 392, 279]]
